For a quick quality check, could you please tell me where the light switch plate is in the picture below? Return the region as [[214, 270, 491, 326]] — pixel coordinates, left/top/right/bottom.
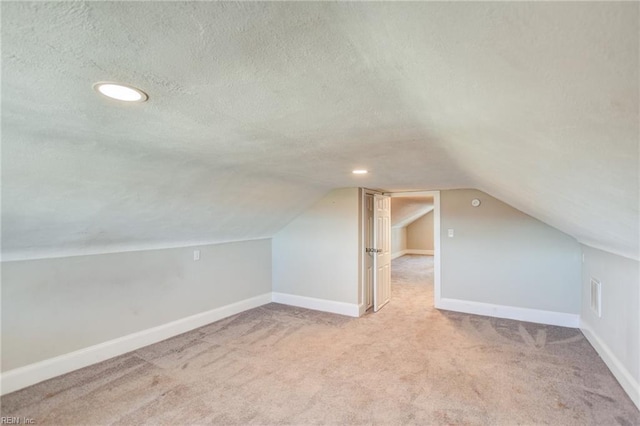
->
[[194, 250, 200, 261], [448, 229, 454, 238]]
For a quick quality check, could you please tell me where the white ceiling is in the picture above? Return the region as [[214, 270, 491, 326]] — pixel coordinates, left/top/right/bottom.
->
[[2, 2, 638, 260]]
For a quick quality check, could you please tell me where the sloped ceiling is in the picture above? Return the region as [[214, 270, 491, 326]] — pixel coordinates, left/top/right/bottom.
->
[[391, 198, 433, 228], [2, 2, 638, 260]]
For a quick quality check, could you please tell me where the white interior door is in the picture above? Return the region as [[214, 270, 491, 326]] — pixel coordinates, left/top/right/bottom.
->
[[365, 194, 375, 311], [373, 194, 391, 311]]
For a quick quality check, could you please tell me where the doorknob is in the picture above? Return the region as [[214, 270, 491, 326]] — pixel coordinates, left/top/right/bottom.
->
[[366, 248, 382, 253]]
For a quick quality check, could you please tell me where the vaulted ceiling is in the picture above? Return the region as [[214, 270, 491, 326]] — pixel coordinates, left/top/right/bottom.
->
[[2, 2, 638, 260]]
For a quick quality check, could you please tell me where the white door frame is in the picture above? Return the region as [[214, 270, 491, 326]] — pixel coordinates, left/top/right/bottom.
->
[[388, 190, 442, 309]]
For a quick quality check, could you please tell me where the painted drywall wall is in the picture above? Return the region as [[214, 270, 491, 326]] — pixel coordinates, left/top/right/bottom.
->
[[1, 239, 272, 371], [407, 211, 434, 251], [440, 189, 581, 314], [391, 227, 407, 255], [272, 188, 360, 305], [580, 245, 639, 408]]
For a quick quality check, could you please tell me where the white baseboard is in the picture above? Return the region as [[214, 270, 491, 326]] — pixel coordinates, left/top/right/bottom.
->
[[406, 249, 434, 255], [436, 298, 580, 328], [391, 249, 435, 260], [391, 249, 434, 259], [358, 303, 367, 317], [391, 250, 408, 260], [580, 322, 640, 410], [0, 293, 272, 396], [272, 292, 359, 318]]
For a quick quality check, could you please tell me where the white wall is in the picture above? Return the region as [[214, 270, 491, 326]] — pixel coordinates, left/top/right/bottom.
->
[[1, 239, 272, 372], [407, 211, 434, 251], [391, 227, 407, 256], [439, 189, 581, 316], [580, 245, 639, 409], [272, 188, 360, 313]]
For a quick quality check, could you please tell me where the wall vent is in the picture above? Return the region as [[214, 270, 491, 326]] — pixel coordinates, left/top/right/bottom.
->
[[590, 278, 602, 317]]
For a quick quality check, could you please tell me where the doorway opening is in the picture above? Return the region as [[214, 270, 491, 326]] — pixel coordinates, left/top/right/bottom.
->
[[360, 190, 441, 314], [389, 191, 441, 309]]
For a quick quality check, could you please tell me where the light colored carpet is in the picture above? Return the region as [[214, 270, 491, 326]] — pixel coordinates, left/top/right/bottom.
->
[[2, 254, 638, 424]]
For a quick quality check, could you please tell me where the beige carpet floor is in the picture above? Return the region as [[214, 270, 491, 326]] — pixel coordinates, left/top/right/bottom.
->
[[2, 254, 638, 425]]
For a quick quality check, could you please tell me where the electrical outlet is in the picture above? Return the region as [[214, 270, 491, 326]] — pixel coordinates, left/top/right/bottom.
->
[[194, 250, 200, 261]]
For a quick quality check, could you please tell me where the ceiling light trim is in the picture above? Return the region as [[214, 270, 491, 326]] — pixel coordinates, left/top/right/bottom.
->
[[93, 81, 149, 102]]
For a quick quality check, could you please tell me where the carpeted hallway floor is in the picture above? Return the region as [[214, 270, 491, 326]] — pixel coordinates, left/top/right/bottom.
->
[[2, 254, 638, 424]]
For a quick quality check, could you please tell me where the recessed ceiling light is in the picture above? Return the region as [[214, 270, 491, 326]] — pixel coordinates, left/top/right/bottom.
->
[[352, 169, 368, 175], [93, 82, 148, 102]]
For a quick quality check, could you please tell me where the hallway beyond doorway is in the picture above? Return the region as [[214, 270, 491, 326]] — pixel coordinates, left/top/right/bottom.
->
[[391, 254, 434, 308]]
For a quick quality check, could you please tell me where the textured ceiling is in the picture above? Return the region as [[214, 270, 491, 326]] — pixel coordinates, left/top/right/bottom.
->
[[2, 2, 638, 260]]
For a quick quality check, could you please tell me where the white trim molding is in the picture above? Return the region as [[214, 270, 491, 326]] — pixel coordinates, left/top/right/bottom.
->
[[0, 293, 272, 395], [272, 292, 360, 318], [391, 250, 408, 260], [358, 303, 367, 317], [392, 249, 434, 259], [436, 298, 580, 328], [406, 249, 434, 255], [580, 322, 640, 410]]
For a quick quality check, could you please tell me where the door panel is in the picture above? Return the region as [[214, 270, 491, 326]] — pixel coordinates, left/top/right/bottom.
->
[[365, 194, 374, 310], [374, 194, 391, 311]]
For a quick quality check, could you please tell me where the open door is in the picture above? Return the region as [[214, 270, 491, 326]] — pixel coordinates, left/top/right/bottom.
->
[[364, 194, 375, 311], [373, 194, 391, 311]]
